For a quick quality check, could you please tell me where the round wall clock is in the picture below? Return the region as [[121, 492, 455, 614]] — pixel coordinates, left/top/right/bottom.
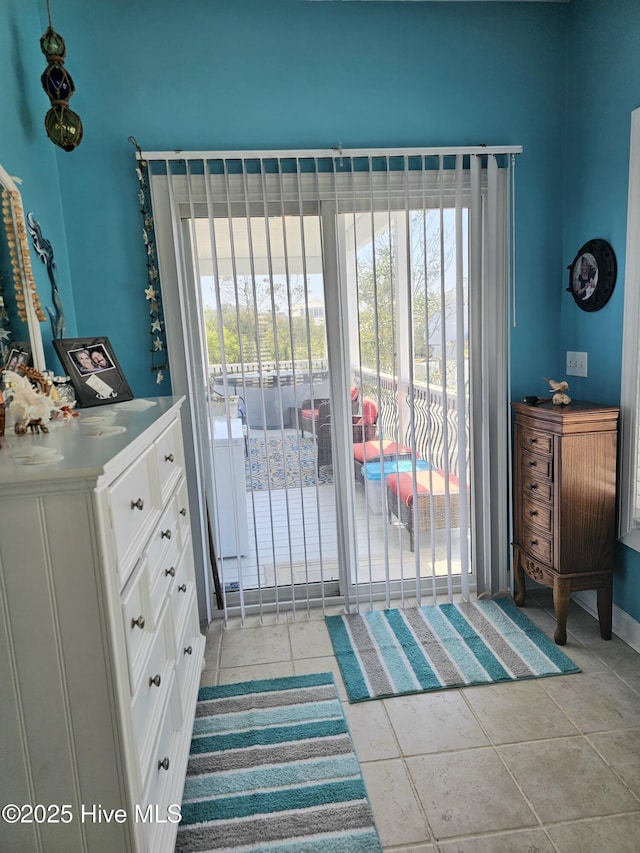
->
[[567, 238, 617, 312]]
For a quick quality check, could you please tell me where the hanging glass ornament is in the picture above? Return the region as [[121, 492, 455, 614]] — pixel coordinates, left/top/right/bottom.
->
[[44, 105, 84, 152], [39, 3, 83, 152]]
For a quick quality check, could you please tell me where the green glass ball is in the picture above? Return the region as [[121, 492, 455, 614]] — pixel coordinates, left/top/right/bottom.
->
[[40, 27, 66, 60], [44, 105, 83, 152]]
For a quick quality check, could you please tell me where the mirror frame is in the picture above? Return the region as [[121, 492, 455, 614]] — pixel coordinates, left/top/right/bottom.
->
[[0, 163, 46, 371]]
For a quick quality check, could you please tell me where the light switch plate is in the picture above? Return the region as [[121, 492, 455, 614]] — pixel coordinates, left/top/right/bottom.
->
[[566, 351, 588, 377]]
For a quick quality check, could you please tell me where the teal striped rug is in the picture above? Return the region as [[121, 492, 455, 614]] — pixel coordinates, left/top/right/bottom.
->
[[175, 672, 382, 852], [326, 598, 580, 703]]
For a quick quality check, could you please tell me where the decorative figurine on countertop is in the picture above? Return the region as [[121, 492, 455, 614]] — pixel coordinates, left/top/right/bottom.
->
[[3, 367, 58, 434], [543, 377, 571, 406]]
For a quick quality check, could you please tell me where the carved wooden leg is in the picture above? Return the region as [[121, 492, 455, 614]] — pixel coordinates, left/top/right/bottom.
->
[[597, 573, 613, 640], [513, 549, 526, 607], [552, 576, 571, 645]]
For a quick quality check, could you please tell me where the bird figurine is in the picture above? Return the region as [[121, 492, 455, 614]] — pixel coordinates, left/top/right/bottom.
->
[[542, 377, 571, 406]]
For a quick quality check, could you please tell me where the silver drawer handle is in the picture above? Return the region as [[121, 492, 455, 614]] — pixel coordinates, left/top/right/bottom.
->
[[528, 437, 537, 444], [179, 507, 187, 517], [161, 529, 172, 539], [183, 645, 193, 655], [165, 566, 175, 577], [131, 614, 145, 630], [528, 460, 537, 467], [164, 453, 174, 463], [530, 539, 538, 546], [158, 757, 170, 771], [529, 483, 538, 490], [131, 498, 144, 511], [149, 674, 161, 688], [178, 583, 187, 593]]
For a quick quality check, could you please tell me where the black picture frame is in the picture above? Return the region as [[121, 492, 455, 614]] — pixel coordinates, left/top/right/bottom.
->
[[53, 336, 134, 408], [567, 238, 617, 312], [2, 341, 32, 373]]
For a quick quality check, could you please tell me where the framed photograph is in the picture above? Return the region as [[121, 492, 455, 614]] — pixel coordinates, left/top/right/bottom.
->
[[567, 238, 617, 312], [2, 341, 32, 373], [53, 336, 134, 408]]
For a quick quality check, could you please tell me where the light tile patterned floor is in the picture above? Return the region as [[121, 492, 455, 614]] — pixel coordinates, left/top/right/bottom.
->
[[201, 591, 640, 852]]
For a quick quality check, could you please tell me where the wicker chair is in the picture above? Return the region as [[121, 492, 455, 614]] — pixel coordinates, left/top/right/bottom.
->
[[386, 468, 461, 551]]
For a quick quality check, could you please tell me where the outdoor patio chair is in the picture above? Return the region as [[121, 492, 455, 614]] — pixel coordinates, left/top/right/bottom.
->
[[352, 438, 413, 482], [386, 468, 461, 551]]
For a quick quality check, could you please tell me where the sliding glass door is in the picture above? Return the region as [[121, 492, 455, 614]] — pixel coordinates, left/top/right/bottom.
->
[[149, 149, 515, 620]]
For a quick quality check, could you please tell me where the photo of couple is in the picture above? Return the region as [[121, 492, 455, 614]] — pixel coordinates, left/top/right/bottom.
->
[[69, 344, 114, 376]]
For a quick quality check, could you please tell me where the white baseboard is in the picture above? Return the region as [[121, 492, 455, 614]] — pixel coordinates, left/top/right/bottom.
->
[[572, 591, 640, 654]]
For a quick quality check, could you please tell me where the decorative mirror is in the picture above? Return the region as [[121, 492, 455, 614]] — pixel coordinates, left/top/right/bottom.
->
[[0, 164, 46, 371], [567, 238, 617, 312]]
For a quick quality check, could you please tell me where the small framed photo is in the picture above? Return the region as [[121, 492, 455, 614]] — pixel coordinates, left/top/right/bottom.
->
[[2, 342, 32, 373], [53, 336, 134, 408]]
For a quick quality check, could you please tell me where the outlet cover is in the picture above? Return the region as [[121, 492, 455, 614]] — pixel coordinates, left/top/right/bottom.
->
[[566, 351, 588, 377]]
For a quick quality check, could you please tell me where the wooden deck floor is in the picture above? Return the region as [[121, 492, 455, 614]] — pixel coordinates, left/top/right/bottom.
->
[[217, 480, 468, 593]]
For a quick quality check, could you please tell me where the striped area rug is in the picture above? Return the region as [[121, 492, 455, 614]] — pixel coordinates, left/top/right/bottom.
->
[[325, 598, 580, 703], [175, 672, 382, 852]]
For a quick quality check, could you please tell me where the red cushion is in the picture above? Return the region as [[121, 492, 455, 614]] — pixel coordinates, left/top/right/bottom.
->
[[386, 469, 460, 506], [353, 440, 412, 463], [301, 408, 319, 420], [362, 398, 378, 425]]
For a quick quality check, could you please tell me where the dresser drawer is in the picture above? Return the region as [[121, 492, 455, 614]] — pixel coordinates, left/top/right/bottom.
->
[[155, 420, 184, 503], [149, 536, 179, 628], [121, 559, 153, 693], [131, 612, 174, 778], [175, 477, 190, 541], [176, 602, 201, 701], [520, 426, 553, 456], [521, 473, 553, 503], [521, 522, 552, 565], [142, 682, 181, 852], [522, 494, 553, 533], [521, 449, 552, 481], [170, 543, 195, 644], [109, 446, 159, 584]]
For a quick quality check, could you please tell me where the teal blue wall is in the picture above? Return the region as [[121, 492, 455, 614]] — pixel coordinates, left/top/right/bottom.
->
[[1, 0, 638, 623], [0, 0, 77, 365], [562, 0, 640, 622]]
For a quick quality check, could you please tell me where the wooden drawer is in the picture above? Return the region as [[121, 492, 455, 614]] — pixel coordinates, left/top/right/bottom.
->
[[522, 494, 553, 533], [131, 612, 174, 779], [520, 426, 553, 456], [155, 420, 184, 503], [121, 558, 152, 694], [109, 446, 159, 584], [521, 521, 552, 565], [521, 473, 553, 503], [521, 448, 552, 481]]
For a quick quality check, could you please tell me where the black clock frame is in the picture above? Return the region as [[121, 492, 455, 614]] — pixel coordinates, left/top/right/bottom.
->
[[567, 238, 617, 312]]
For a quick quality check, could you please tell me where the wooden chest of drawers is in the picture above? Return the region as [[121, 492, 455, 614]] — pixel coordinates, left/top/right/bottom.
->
[[0, 397, 205, 852], [511, 400, 619, 645]]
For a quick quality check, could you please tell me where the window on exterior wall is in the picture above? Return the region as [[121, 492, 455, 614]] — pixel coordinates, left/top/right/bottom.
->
[[619, 107, 640, 551]]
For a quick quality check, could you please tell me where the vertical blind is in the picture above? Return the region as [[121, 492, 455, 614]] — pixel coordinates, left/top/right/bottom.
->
[[147, 146, 520, 622]]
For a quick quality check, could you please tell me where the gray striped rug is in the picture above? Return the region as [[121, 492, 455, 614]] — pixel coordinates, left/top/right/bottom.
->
[[326, 598, 580, 703], [175, 672, 382, 852]]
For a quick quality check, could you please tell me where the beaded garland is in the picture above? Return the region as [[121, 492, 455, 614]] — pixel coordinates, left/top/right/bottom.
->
[[1, 188, 46, 325]]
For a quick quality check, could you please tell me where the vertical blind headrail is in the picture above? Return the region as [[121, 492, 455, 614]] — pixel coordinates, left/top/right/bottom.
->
[[140, 145, 522, 162]]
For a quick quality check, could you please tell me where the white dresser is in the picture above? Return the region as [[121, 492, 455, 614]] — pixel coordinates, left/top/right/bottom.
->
[[0, 396, 205, 852]]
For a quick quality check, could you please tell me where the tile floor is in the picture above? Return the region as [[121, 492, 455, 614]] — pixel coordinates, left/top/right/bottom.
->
[[201, 590, 640, 852]]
